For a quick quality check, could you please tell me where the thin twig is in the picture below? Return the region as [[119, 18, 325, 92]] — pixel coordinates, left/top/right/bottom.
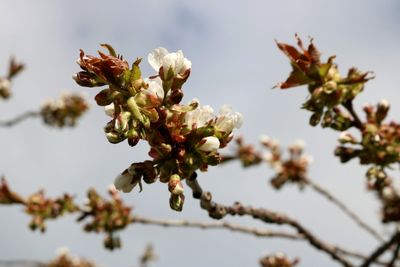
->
[[360, 231, 400, 267], [0, 110, 40, 127], [131, 215, 303, 240], [304, 177, 384, 242]]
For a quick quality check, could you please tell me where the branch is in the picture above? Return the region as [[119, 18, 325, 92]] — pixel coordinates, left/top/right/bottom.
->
[[343, 100, 364, 130], [0, 110, 40, 127], [131, 215, 302, 240], [334, 247, 388, 267], [193, 188, 354, 267], [388, 242, 400, 267], [304, 177, 384, 242], [360, 231, 400, 267]]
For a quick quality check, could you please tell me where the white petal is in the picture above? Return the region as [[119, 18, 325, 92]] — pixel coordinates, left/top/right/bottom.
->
[[233, 112, 243, 128], [219, 104, 232, 115], [148, 47, 169, 71], [114, 172, 134, 193], [183, 58, 192, 71], [198, 136, 220, 152], [162, 53, 177, 74], [104, 103, 115, 117], [147, 77, 164, 99]]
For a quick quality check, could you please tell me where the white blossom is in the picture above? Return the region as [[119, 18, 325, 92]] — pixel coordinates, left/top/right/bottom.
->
[[215, 105, 243, 133], [184, 100, 214, 129], [198, 136, 220, 152], [114, 172, 135, 193], [146, 77, 164, 100], [148, 47, 192, 78]]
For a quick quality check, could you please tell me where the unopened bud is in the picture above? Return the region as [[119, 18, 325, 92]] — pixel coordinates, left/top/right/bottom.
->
[[382, 186, 395, 200], [105, 131, 125, 144], [95, 89, 113, 106], [309, 112, 322, 126], [0, 78, 11, 99], [73, 72, 106, 88], [114, 111, 131, 133], [168, 174, 184, 195], [168, 88, 183, 104], [338, 132, 357, 144], [376, 99, 390, 124], [169, 193, 185, 211]]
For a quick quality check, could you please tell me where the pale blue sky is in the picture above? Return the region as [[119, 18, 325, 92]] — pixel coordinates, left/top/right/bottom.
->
[[1, 1, 400, 266]]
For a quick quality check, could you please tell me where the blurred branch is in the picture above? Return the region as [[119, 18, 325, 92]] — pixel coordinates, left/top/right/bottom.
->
[[360, 231, 400, 267], [304, 177, 384, 242], [0, 110, 40, 127], [388, 242, 400, 267], [131, 215, 302, 240]]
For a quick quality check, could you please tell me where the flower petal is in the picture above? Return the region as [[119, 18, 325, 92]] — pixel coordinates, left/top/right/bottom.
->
[[148, 47, 169, 71]]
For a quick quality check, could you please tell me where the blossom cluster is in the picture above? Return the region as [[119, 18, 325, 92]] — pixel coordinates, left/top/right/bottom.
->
[[25, 190, 77, 232], [259, 252, 298, 267], [222, 137, 312, 190], [40, 92, 89, 127], [277, 37, 400, 224], [74, 45, 242, 211], [77, 186, 132, 250], [335, 100, 399, 166], [276, 35, 373, 130], [261, 136, 312, 190], [46, 248, 96, 267]]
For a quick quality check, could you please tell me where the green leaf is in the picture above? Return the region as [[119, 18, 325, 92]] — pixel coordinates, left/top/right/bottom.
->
[[100, 43, 117, 57]]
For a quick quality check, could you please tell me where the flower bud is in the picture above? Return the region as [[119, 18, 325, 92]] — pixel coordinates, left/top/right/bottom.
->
[[168, 174, 184, 195], [338, 132, 357, 144], [105, 131, 125, 144], [114, 111, 131, 133], [95, 89, 113, 106], [114, 171, 136, 193], [198, 136, 220, 152], [309, 112, 322, 126], [73, 71, 106, 87], [323, 80, 337, 94], [376, 99, 390, 124], [169, 193, 185, 211], [0, 78, 11, 99]]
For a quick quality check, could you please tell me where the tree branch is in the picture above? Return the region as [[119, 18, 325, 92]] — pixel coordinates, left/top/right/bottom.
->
[[343, 100, 364, 130], [0, 110, 40, 127], [304, 177, 384, 242], [131, 215, 303, 240], [194, 188, 354, 267], [388, 242, 400, 267], [360, 231, 400, 267]]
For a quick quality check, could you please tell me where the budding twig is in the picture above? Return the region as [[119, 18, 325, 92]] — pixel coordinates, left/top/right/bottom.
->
[[0, 110, 40, 127], [304, 177, 384, 242]]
